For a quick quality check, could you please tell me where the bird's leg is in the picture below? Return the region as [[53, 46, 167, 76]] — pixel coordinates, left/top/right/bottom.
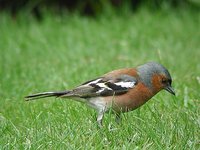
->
[[115, 113, 121, 124], [97, 108, 105, 127]]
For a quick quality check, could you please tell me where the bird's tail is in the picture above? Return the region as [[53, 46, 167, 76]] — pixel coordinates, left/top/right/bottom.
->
[[25, 90, 71, 101]]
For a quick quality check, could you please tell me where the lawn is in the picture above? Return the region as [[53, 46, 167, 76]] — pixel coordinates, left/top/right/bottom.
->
[[0, 8, 199, 149]]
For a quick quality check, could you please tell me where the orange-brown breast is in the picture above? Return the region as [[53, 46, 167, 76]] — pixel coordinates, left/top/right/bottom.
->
[[104, 82, 155, 113]]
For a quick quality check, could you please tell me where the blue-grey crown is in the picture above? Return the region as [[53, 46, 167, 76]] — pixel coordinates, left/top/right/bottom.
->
[[136, 62, 172, 88]]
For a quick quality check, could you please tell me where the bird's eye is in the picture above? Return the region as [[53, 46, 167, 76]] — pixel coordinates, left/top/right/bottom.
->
[[161, 79, 167, 84]]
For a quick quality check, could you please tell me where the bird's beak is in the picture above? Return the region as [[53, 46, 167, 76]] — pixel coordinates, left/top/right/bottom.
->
[[165, 85, 175, 95]]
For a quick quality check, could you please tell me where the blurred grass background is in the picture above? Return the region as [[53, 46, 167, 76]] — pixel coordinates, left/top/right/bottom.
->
[[1, 0, 200, 18], [0, 1, 200, 149]]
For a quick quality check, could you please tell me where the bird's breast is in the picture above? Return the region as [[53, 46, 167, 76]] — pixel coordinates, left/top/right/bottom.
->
[[104, 82, 154, 113]]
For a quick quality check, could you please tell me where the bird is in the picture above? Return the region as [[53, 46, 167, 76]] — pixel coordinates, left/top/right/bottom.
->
[[25, 62, 175, 126]]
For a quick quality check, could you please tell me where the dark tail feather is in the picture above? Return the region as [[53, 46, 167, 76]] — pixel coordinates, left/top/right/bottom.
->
[[25, 91, 70, 101]]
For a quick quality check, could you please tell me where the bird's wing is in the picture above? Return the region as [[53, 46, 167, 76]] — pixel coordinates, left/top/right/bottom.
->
[[62, 75, 138, 98]]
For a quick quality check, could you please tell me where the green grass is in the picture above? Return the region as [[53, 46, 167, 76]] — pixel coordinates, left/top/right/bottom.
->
[[0, 8, 200, 149]]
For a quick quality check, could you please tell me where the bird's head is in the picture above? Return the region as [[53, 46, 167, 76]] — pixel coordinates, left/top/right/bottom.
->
[[137, 62, 175, 95]]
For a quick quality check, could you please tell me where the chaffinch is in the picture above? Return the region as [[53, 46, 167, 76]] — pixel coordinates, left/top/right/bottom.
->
[[25, 62, 175, 126]]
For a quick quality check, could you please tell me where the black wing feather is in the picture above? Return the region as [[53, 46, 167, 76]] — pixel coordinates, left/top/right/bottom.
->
[[78, 75, 137, 98]]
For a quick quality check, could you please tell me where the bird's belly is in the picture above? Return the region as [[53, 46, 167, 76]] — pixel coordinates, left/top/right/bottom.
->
[[86, 97, 108, 111], [85, 83, 154, 113], [104, 85, 154, 113], [112, 97, 151, 112], [85, 95, 153, 113]]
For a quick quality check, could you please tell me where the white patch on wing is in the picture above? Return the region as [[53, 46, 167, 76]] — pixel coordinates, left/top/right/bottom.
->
[[96, 83, 112, 90], [96, 88, 105, 93], [85, 78, 101, 85], [115, 81, 136, 88]]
